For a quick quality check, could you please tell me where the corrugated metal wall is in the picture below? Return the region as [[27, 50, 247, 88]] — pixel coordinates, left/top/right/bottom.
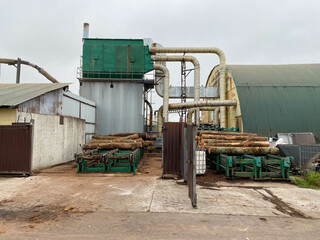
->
[[0, 124, 32, 173], [80, 81, 144, 135], [62, 92, 96, 143], [228, 64, 320, 140], [18, 89, 63, 115]]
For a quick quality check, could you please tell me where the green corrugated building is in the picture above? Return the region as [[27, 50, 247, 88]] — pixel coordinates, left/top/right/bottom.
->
[[204, 64, 320, 141]]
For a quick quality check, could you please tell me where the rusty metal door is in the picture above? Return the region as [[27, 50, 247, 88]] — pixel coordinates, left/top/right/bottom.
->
[[0, 124, 33, 174], [162, 122, 184, 177], [187, 124, 197, 208]]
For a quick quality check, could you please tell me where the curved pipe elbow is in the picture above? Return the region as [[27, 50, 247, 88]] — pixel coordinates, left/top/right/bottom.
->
[[149, 47, 226, 66], [0, 58, 59, 83]]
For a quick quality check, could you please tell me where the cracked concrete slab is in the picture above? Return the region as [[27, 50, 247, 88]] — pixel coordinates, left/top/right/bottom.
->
[[0, 158, 320, 239]]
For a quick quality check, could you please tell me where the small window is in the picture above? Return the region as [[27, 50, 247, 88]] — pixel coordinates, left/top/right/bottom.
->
[[60, 116, 64, 125]]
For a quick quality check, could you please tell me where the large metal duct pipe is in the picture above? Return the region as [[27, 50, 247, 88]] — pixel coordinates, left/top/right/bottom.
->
[[153, 63, 170, 122], [157, 100, 236, 133], [0, 58, 59, 83], [214, 107, 220, 125], [151, 55, 200, 123], [149, 47, 227, 128], [187, 107, 216, 125], [144, 99, 153, 131]]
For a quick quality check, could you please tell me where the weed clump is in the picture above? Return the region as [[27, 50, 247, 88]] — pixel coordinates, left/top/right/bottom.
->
[[291, 171, 320, 189]]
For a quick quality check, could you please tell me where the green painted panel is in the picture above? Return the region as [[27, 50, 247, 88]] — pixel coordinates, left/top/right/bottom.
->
[[116, 45, 129, 73], [130, 45, 143, 73], [82, 39, 153, 79], [228, 64, 320, 141], [103, 45, 116, 72]]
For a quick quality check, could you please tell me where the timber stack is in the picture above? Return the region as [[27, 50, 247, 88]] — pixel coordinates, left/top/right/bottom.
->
[[196, 131, 279, 155], [82, 133, 155, 151]]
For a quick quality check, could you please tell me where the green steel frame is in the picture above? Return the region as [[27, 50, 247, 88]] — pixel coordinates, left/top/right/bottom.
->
[[209, 153, 292, 180], [76, 148, 144, 174], [261, 155, 292, 179]]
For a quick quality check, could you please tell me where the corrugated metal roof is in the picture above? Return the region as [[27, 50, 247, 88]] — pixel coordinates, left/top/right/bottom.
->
[[0, 83, 69, 107], [228, 64, 320, 87], [228, 64, 320, 141]]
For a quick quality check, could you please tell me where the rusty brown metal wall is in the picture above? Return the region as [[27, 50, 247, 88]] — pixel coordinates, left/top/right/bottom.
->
[[162, 122, 184, 176], [18, 89, 63, 115], [0, 124, 33, 174]]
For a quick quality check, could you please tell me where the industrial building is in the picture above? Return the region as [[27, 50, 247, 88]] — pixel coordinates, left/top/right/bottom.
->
[[0, 83, 96, 173], [203, 64, 320, 141], [78, 38, 154, 135]]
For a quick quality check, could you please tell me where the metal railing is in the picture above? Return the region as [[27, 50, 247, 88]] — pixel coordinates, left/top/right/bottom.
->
[[77, 67, 146, 80]]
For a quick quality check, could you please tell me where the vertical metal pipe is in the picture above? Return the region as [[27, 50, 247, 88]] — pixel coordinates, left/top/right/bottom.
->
[[153, 64, 170, 122], [151, 55, 200, 124], [16, 58, 21, 84], [149, 47, 227, 128], [214, 107, 220, 125], [83, 23, 89, 39], [145, 99, 153, 131]]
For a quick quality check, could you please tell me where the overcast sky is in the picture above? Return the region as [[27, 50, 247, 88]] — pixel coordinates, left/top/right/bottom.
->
[[1, 0, 319, 118]]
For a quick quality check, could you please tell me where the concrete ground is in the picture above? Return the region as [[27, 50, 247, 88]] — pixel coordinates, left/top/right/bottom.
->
[[0, 154, 320, 239]]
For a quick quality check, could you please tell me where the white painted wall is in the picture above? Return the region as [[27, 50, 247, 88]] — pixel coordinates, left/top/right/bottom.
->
[[17, 112, 85, 170]]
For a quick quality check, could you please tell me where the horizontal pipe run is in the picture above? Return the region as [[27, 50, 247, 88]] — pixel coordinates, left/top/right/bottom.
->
[[187, 107, 216, 125], [149, 47, 227, 128], [157, 100, 237, 133], [0, 58, 59, 83]]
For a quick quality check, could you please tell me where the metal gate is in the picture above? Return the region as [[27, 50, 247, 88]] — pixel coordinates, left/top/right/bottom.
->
[[162, 122, 185, 177], [0, 124, 33, 174], [186, 124, 197, 208]]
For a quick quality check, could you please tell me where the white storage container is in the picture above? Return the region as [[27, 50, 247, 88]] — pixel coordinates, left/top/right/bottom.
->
[[195, 149, 206, 175]]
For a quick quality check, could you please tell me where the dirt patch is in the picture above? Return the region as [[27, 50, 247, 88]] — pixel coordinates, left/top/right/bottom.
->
[[197, 167, 226, 184], [138, 154, 162, 176], [256, 189, 310, 219], [0, 204, 93, 226], [200, 186, 221, 191], [37, 162, 77, 176], [0, 198, 15, 205]]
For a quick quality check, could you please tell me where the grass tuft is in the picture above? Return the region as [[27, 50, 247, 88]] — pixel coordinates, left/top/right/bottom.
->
[[291, 171, 320, 189]]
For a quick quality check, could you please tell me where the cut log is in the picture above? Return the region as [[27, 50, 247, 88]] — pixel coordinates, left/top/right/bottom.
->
[[146, 135, 157, 140], [201, 134, 259, 139], [201, 135, 266, 141], [207, 147, 279, 155], [92, 135, 119, 140], [98, 142, 141, 150], [199, 131, 257, 136], [202, 138, 267, 143], [108, 132, 148, 139], [204, 142, 270, 147], [144, 140, 154, 147]]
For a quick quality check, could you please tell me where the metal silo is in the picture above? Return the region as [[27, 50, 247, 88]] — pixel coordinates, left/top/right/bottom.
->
[[78, 34, 153, 135]]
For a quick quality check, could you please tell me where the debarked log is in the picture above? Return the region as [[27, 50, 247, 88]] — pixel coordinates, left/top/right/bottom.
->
[[204, 142, 270, 147], [198, 131, 257, 136], [201, 135, 266, 141], [206, 147, 279, 155], [202, 138, 267, 143], [97, 142, 142, 150]]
